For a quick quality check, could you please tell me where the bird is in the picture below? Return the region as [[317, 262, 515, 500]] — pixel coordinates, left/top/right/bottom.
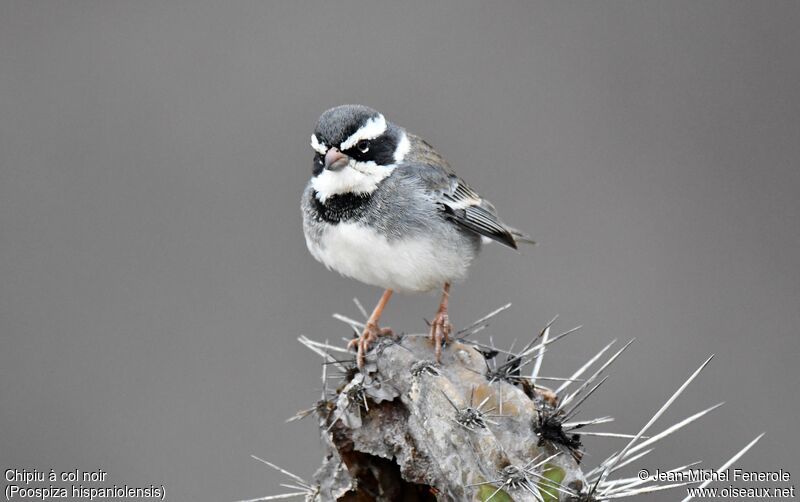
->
[[301, 104, 533, 368]]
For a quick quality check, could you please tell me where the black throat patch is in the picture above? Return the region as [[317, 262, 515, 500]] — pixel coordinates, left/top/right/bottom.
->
[[311, 191, 372, 224]]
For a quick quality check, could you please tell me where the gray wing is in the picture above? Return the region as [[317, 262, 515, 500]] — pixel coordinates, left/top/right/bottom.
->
[[404, 163, 533, 249]]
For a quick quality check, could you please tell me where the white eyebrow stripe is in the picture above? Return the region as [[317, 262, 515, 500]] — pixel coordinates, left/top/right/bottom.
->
[[310, 134, 327, 155], [393, 131, 410, 163], [339, 114, 387, 151]]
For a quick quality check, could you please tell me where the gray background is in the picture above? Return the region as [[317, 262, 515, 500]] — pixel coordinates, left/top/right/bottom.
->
[[1, 1, 798, 501]]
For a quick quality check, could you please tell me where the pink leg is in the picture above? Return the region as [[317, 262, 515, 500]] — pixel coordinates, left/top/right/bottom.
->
[[348, 289, 394, 368], [429, 283, 452, 362]]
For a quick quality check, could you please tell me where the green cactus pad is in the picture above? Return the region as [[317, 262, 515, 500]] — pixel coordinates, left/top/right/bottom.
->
[[476, 483, 515, 502], [537, 464, 566, 502]]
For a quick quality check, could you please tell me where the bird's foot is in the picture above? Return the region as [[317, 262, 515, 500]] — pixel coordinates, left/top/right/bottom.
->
[[348, 323, 394, 369], [429, 310, 452, 363]]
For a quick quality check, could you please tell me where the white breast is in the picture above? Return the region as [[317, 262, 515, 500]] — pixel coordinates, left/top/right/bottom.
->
[[306, 222, 471, 293]]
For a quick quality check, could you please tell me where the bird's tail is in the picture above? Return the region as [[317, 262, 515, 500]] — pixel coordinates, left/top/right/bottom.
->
[[509, 227, 536, 247]]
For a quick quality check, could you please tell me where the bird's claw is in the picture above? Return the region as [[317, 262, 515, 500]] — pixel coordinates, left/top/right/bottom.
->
[[349, 323, 393, 369]]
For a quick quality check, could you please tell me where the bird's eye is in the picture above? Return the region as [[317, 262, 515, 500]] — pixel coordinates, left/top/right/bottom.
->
[[356, 140, 370, 153]]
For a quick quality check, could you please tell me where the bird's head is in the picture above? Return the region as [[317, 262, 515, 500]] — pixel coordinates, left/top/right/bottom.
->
[[309, 105, 410, 203]]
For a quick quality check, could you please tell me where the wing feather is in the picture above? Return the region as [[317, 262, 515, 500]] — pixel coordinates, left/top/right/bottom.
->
[[394, 160, 534, 249], [438, 176, 523, 249]]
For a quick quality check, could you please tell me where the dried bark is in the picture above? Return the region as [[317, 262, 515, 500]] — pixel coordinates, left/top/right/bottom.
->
[[310, 334, 586, 502]]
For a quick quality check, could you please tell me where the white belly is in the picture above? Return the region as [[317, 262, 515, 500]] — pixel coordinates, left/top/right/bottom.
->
[[306, 222, 470, 292]]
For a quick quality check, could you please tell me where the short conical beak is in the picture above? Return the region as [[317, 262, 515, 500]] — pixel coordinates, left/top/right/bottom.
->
[[324, 148, 349, 171]]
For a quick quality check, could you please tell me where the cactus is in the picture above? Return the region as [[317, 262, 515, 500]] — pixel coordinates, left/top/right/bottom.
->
[[241, 303, 763, 502]]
